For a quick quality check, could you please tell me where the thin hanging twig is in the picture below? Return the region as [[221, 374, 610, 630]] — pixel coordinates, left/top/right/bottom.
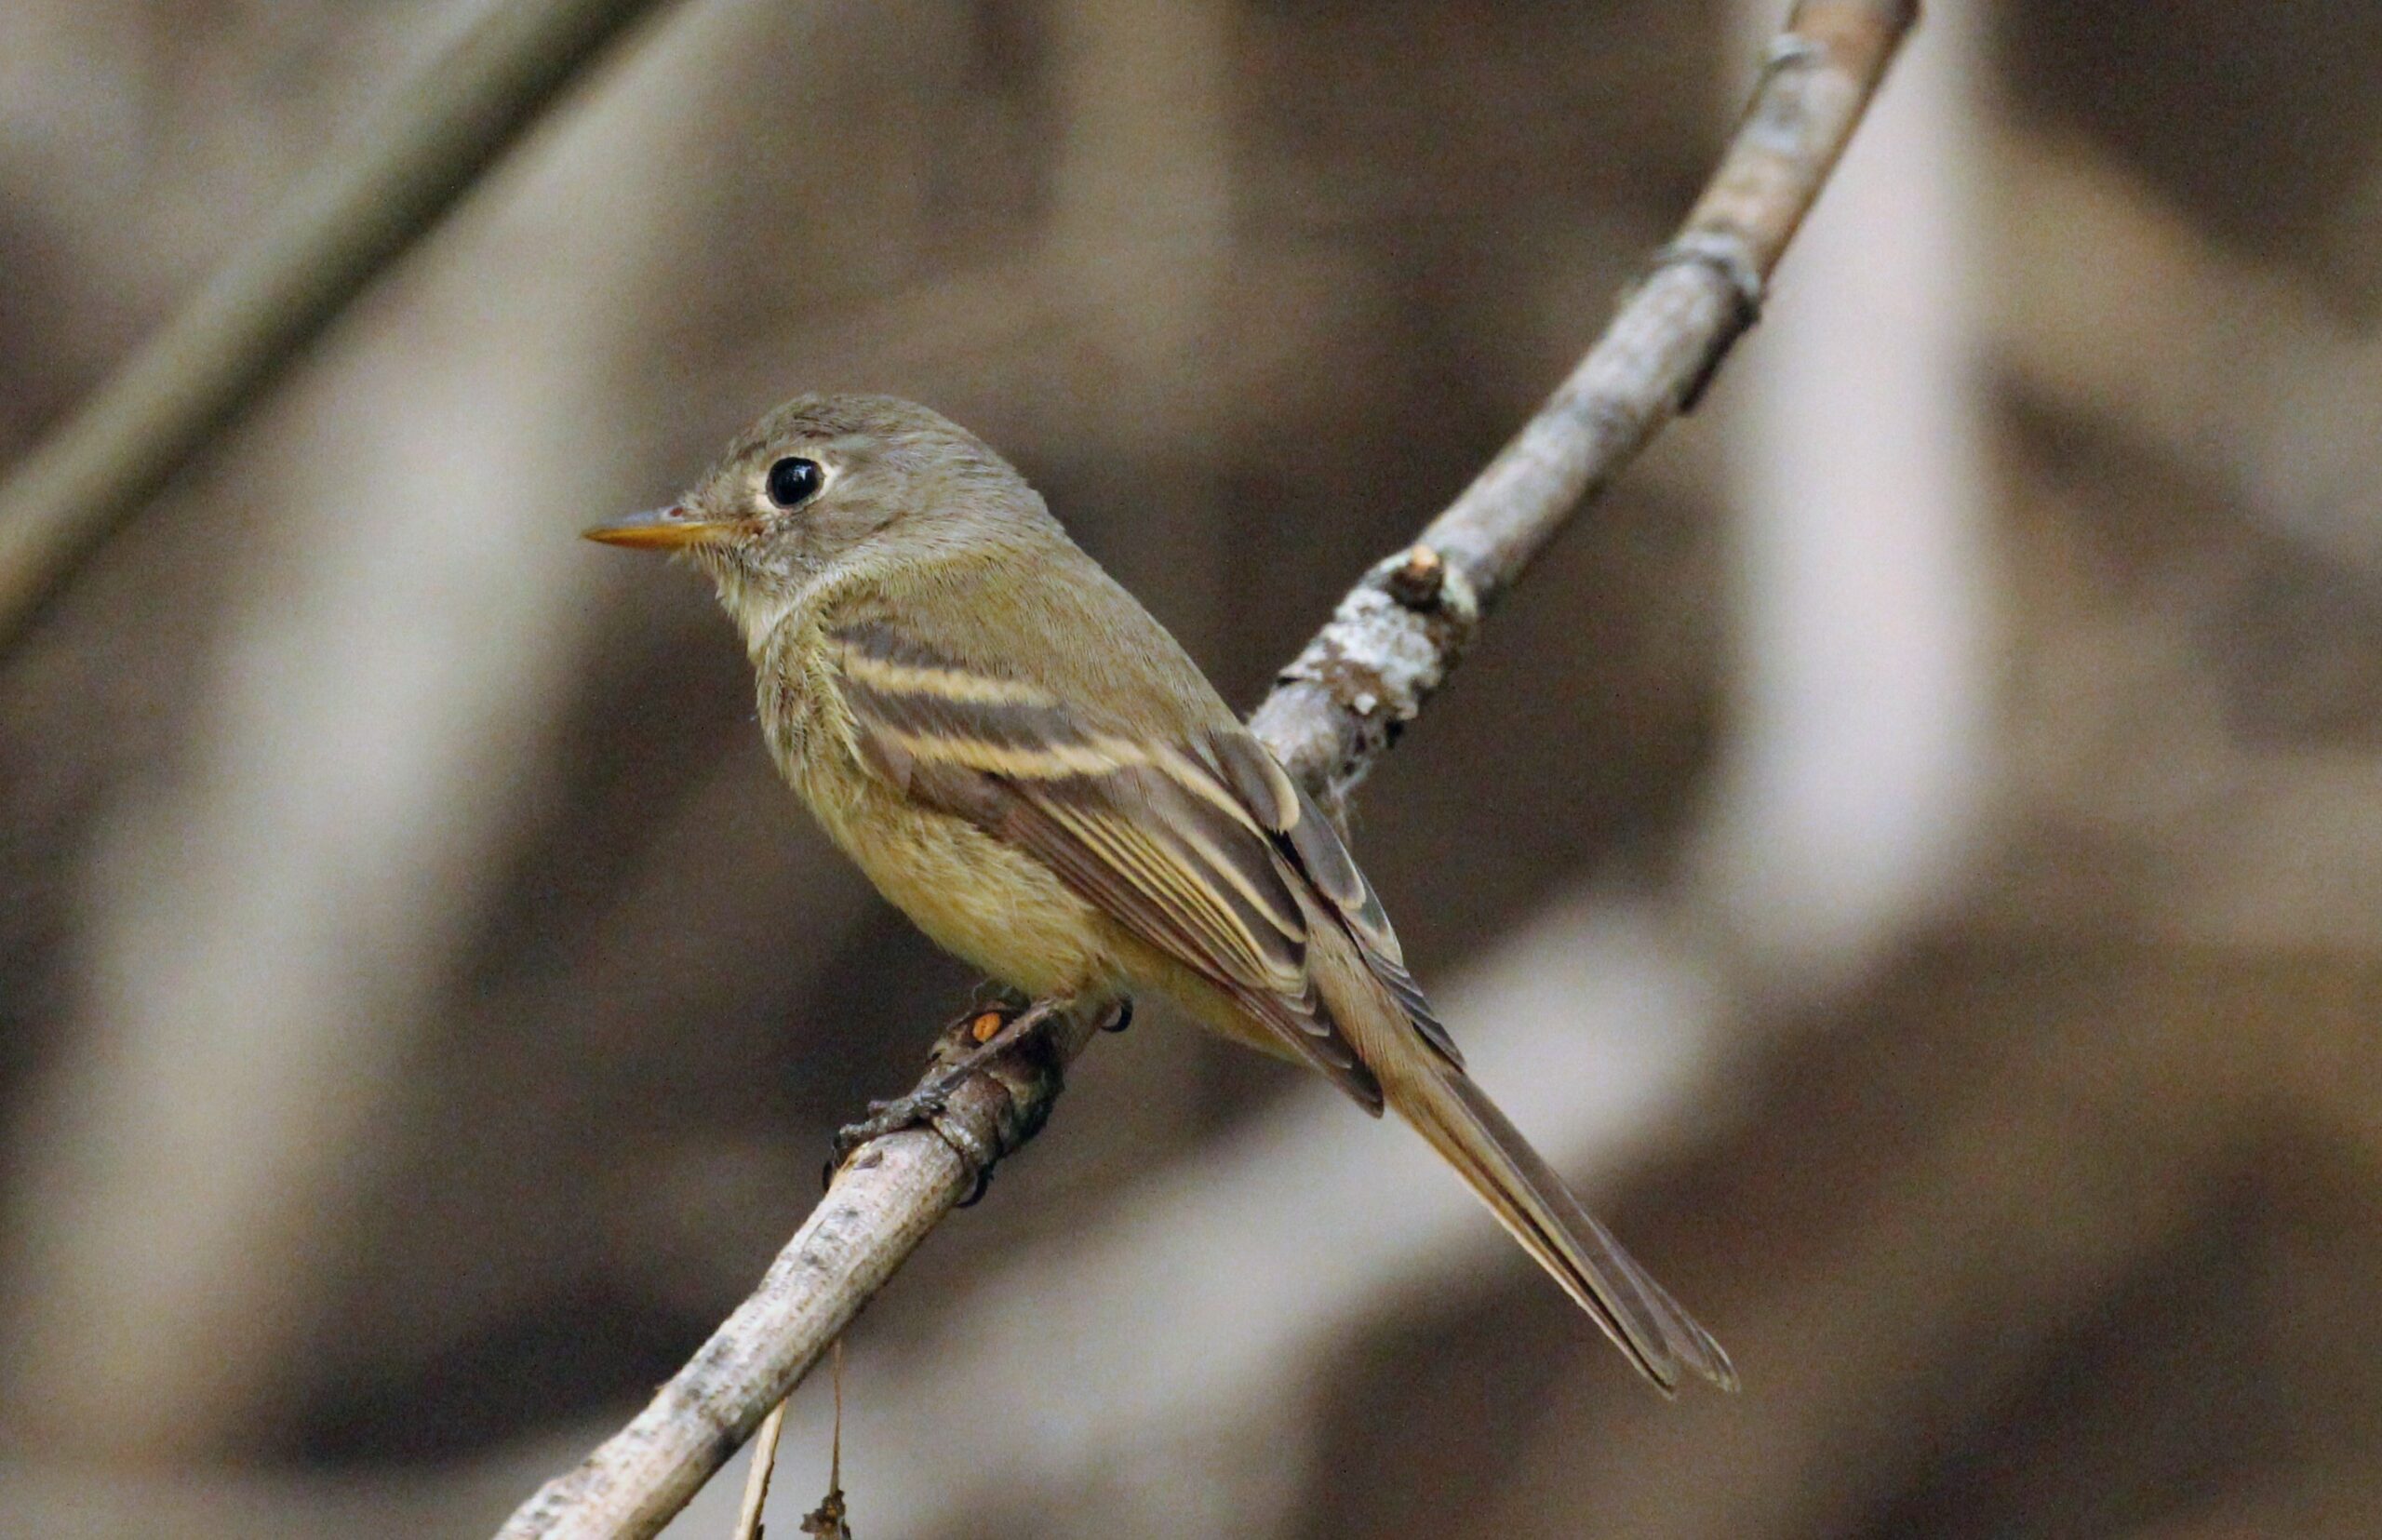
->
[[731, 1338, 847, 1540], [796, 1342, 850, 1539], [729, 1400, 787, 1540]]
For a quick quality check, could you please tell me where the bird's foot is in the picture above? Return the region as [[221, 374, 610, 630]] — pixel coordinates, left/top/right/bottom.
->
[[826, 1088, 953, 1176], [823, 994, 1105, 1202]]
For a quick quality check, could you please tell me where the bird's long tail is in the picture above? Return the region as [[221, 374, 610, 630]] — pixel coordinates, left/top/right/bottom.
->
[[1385, 1060, 1737, 1392]]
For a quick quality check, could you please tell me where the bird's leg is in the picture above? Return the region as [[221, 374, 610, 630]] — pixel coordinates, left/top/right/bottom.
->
[[940, 995, 1063, 1075]]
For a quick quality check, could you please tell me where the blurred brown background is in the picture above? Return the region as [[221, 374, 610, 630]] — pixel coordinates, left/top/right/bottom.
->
[[5, 0, 2382, 1534]]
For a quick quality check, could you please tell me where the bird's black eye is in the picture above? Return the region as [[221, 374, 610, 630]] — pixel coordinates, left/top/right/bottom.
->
[[765, 457, 823, 509]]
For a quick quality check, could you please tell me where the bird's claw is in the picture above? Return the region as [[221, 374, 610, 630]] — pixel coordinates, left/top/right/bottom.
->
[[820, 993, 1109, 1193], [823, 1080, 998, 1205], [823, 1086, 952, 1185]]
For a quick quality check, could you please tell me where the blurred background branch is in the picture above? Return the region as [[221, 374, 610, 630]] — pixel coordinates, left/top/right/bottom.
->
[[0, 0, 681, 651]]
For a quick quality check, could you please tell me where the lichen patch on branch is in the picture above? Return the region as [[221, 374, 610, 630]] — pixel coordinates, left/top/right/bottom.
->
[[1260, 549, 1482, 804]]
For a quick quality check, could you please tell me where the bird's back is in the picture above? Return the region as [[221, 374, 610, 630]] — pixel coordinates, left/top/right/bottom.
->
[[826, 518, 1242, 747]]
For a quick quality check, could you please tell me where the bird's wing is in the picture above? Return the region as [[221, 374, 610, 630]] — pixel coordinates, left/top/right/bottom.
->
[[1201, 730, 1463, 1068], [826, 619, 1391, 1109]]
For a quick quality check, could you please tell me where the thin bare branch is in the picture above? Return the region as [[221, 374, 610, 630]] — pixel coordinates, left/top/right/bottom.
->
[[0, 0, 682, 653], [1257, 0, 1917, 806], [494, 4, 1918, 1536]]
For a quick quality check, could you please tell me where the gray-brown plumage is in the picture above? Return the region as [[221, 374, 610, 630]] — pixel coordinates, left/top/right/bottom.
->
[[587, 393, 1734, 1392]]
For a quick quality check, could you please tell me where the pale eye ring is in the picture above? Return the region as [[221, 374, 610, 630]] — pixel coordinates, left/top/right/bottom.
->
[[765, 457, 823, 509]]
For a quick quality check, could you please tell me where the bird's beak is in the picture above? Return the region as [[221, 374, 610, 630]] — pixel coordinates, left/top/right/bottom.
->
[[582, 505, 739, 550]]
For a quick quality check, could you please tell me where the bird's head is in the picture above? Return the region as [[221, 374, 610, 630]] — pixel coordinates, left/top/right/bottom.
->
[[585, 392, 1042, 645]]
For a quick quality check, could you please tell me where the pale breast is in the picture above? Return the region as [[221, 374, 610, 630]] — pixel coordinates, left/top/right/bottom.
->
[[801, 757, 1116, 997]]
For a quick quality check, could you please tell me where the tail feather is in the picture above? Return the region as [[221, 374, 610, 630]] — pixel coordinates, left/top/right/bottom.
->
[[1279, 871, 1733, 1390], [1390, 1063, 1737, 1393]]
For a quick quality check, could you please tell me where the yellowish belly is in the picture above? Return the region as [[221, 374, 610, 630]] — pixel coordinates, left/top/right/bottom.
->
[[801, 763, 1117, 998]]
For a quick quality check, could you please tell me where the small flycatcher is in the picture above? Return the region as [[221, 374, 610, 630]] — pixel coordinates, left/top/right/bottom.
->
[[587, 394, 1733, 1392]]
